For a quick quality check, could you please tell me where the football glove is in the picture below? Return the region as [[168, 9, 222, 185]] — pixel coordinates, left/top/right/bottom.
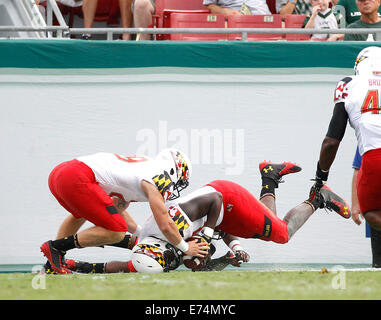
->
[[312, 161, 329, 192], [234, 250, 250, 264], [229, 240, 250, 266]]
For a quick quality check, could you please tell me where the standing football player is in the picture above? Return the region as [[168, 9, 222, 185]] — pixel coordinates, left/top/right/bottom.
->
[[311, 46, 381, 231], [40, 148, 208, 274]]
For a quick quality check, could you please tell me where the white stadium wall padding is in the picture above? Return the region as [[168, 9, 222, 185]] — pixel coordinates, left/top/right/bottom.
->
[[0, 40, 376, 266]]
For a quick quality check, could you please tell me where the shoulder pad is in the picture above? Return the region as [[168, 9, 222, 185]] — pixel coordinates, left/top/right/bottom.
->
[[333, 76, 353, 103]]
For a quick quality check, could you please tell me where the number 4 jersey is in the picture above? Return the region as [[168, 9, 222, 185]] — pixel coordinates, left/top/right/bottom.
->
[[334, 75, 381, 155], [77, 152, 175, 202]]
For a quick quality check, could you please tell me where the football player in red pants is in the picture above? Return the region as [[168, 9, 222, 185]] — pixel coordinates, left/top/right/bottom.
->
[[311, 47, 381, 231], [40, 149, 208, 274], [65, 160, 350, 273]]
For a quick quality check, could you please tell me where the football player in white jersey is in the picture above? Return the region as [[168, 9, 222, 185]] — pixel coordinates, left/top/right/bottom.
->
[[311, 46, 381, 231], [64, 190, 250, 274], [64, 160, 350, 274], [40, 149, 208, 274]]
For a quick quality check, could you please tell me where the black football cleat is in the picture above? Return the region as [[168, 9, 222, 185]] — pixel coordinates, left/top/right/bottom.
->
[[306, 184, 351, 219], [40, 241, 71, 274], [259, 161, 302, 186], [41, 260, 57, 275]]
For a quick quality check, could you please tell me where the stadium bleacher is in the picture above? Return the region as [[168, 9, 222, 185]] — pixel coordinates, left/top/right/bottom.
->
[[169, 13, 226, 41], [46, 0, 316, 41], [284, 14, 310, 41], [0, 0, 342, 41], [227, 14, 283, 41]]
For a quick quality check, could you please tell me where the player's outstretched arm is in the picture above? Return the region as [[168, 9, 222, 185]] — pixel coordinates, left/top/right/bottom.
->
[[318, 136, 341, 172], [315, 101, 348, 187], [141, 181, 208, 258]]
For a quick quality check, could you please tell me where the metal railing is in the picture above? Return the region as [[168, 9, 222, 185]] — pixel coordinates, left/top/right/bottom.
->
[[1, 26, 381, 41], [70, 27, 381, 41], [45, 0, 68, 35]]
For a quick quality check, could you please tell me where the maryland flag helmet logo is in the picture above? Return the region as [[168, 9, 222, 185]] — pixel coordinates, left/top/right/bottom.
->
[[152, 170, 174, 201], [131, 236, 182, 273], [155, 149, 192, 200], [135, 243, 166, 268]]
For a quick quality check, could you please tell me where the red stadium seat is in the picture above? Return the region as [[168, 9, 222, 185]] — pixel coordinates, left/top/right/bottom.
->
[[284, 14, 310, 41], [161, 9, 210, 39], [227, 14, 282, 41], [154, 0, 209, 40], [169, 13, 226, 41]]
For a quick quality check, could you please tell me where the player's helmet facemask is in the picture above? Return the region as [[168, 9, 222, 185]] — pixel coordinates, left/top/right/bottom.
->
[[169, 171, 190, 200], [163, 242, 182, 271]]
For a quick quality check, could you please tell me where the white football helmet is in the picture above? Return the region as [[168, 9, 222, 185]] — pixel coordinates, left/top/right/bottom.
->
[[155, 148, 192, 200], [131, 236, 182, 273], [354, 46, 381, 76]]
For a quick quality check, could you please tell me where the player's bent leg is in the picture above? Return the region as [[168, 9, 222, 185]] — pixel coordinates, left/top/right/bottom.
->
[[77, 226, 126, 247], [259, 161, 302, 213], [65, 259, 136, 273], [283, 202, 315, 239], [66, 259, 106, 273], [107, 234, 138, 249], [56, 215, 86, 239], [260, 194, 276, 215], [251, 210, 289, 244], [363, 210, 381, 231], [283, 184, 351, 241], [105, 261, 135, 273]]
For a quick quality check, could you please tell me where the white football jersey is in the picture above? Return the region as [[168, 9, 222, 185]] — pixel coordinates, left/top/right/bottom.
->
[[139, 186, 224, 242], [310, 10, 338, 40], [334, 75, 381, 155], [77, 152, 175, 202]]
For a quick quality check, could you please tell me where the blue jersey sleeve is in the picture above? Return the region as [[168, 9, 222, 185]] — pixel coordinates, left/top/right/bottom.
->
[[352, 146, 362, 169]]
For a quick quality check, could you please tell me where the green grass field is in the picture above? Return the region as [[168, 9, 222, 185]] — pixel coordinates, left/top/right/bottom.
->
[[1, 269, 381, 300]]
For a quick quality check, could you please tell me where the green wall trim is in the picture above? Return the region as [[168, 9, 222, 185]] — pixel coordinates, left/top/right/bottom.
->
[[0, 39, 375, 69]]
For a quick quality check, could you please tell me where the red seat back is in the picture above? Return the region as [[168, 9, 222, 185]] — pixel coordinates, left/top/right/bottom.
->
[[155, 0, 209, 39], [169, 13, 226, 41], [284, 14, 310, 40], [227, 14, 282, 41]]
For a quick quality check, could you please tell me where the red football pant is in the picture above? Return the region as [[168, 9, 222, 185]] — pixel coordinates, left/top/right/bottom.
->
[[207, 180, 289, 244], [357, 148, 381, 214], [48, 159, 128, 232]]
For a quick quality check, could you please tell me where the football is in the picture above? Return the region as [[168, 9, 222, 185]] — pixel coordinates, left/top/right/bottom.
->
[[182, 236, 209, 271]]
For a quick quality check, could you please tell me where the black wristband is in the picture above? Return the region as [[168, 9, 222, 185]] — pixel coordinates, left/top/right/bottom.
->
[[316, 162, 329, 182]]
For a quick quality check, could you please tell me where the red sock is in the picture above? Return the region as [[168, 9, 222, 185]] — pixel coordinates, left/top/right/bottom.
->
[[128, 260, 137, 273]]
